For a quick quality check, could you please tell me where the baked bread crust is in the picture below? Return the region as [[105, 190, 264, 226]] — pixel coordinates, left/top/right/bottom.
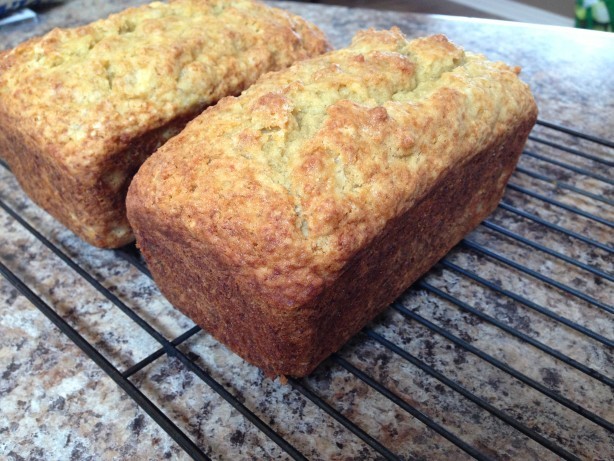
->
[[127, 30, 537, 377], [0, 0, 330, 247]]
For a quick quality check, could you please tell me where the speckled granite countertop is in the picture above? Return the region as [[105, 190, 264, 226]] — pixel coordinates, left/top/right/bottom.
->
[[0, 1, 612, 460]]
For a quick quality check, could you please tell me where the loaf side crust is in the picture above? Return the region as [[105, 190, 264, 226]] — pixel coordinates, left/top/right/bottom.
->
[[0, 0, 330, 247], [127, 30, 538, 376], [0, 107, 200, 246], [129, 116, 534, 376]]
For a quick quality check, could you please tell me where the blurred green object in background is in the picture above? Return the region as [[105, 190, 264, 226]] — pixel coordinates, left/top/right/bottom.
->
[[576, 0, 614, 31]]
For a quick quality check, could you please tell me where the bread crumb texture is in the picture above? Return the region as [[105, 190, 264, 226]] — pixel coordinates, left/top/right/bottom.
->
[[0, 0, 329, 173], [129, 29, 536, 309]]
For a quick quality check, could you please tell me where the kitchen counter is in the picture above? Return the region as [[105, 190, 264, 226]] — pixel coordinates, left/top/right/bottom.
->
[[0, 1, 612, 460]]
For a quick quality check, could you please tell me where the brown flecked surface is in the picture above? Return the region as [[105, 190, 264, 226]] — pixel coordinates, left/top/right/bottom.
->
[[1, 1, 612, 460]]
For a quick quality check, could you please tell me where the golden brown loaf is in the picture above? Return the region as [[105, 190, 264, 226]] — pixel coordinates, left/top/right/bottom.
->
[[127, 29, 538, 377], [0, 0, 329, 247]]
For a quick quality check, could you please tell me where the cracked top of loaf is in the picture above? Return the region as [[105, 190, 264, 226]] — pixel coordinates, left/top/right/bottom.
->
[[128, 29, 537, 309], [0, 0, 329, 172]]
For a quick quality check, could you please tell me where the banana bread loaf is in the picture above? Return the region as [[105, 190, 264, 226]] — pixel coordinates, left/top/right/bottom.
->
[[0, 0, 329, 247], [127, 29, 538, 377]]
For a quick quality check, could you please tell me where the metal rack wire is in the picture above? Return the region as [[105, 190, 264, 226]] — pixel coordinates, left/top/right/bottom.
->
[[0, 120, 612, 460]]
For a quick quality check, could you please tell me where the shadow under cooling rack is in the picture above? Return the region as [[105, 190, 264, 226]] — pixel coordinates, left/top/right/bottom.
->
[[0, 119, 612, 460]]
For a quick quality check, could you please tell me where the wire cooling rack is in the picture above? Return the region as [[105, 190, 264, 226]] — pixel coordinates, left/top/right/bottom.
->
[[0, 119, 612, 460]]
